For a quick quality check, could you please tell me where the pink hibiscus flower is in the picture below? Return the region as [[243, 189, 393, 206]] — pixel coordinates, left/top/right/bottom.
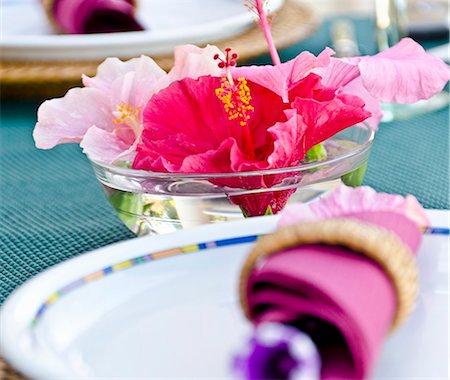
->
[[133, 49, 370, 216], [33, 45, 223, 164], [235, 38, 449, 129]]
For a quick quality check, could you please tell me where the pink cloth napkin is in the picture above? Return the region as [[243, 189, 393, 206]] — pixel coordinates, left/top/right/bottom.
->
[[244, 211, 422, 379], [51, 0, 143, 34]]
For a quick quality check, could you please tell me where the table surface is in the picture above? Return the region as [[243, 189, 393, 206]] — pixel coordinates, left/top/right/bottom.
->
[[1, 17, 449, 305]]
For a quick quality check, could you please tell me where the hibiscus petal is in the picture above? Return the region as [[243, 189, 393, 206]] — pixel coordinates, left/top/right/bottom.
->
[[318, 58, 360, 90], [357, 38, 450, 103], [165, 44, 223, 84], [132, 55, 169, 105], [82, 57, 136, 90], [279, 184, 430, 228], [80, 126, 134, 163], [292, 91, 371, 151], [132, 143, 166, 172], [232, 48, 333, 101], [230, 188, 297, 216], [33, 87, 112, 149], [288, 73, 325, 100], [82, 55, 166, 93], [107, 56, 169, 108], [135, 132, 217, 172], [178, 138, 237, 173], [290, 48, 334, 84], [139, 76, 235, 147], [263, 109, 307, 168], [341, 77, 382, 130], [110, 71, 136, 108]]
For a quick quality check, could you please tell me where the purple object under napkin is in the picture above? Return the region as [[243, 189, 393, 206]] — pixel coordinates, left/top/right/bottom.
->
[[50, 0, 143, 34], [244, 211, 422, 379], [234, 322, 321, 380]]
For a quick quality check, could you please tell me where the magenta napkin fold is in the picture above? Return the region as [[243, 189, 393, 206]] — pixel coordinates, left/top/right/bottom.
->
[[50, 0, 143, 34], [244, 211, 422, 379]]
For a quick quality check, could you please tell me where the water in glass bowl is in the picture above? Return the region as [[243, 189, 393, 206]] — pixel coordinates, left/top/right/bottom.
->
[[91, 125, 374, 236]]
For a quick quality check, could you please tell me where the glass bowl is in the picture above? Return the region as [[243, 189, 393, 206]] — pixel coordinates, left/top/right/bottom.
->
[[90, 124, 374, 236]]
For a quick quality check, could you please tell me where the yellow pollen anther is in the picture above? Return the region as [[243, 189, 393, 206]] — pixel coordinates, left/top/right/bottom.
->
[[111, 101, 142, 138], [112, 101, 140, 125], [215, 77, 254, 128]]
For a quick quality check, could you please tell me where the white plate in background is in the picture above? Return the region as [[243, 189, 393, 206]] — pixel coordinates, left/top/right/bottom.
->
[[0, 210, 448, 379], [0, 0, 284, 61]]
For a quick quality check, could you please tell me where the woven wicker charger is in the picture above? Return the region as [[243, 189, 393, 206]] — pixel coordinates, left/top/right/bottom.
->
[[0, 0, 320, 100], [0, 359, 23, 380]]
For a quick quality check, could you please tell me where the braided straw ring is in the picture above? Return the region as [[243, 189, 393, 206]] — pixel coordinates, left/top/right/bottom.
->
[[239, 218, 419, 332]]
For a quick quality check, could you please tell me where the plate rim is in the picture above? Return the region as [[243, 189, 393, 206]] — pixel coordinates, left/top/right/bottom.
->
[[0, 215, 279, 379], [0, 0, 284, 60], [2, 209, 448, 379]]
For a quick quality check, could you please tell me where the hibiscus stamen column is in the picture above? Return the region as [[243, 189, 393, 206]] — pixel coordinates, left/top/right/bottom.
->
[[112, 101, 142, 139], [215, 49, 256, 160]]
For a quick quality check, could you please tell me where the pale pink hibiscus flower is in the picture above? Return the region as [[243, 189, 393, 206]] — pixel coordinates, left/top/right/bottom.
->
[[33, 45, 223, 163], [279, 184, 430, 229]]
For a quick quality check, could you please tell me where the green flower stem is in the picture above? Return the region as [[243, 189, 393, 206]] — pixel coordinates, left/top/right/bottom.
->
[[341, 162, 368, 187], [240, 205, 274, 218], [108, 190, 143, 229], [305, 143, 328, 162]]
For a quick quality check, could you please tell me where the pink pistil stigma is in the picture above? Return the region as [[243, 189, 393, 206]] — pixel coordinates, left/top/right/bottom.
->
[[214, 47, 238, 84]]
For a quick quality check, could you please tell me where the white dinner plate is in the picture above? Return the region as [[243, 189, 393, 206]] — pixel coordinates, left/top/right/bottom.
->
[[0, 210, 448, 379], [0, 0, 284, 61]]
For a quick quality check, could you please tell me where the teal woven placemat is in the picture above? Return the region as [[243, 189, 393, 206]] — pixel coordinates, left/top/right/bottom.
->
[[1, 18, 449, 304], [1, 106, 448, 305], [0, 102, 135, 304], [364, 108, 449, 208]]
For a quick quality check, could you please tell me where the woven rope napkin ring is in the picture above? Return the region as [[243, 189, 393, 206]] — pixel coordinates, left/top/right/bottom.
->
[[239, 218, 419, 332]]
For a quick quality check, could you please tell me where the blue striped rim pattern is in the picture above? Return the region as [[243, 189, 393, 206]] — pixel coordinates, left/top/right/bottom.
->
[[29, 225, 448, 328], [424, 227, 450, 235], [30, 234, 259, 328]]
